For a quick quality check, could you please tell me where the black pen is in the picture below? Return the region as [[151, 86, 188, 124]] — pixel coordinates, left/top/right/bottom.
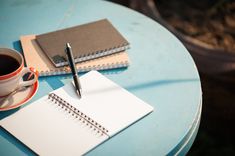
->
[[65, 43, 82, 98]]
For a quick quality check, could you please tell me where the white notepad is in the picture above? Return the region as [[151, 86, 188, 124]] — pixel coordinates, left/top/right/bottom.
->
[[0, 71, 153, 156]]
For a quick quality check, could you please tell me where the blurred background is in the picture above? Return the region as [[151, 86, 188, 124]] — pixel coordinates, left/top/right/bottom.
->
[[110, 0, 235, 155]]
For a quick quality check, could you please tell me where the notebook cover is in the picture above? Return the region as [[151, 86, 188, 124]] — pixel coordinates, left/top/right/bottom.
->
[[36, 19, 129, 67], [0, 71, 153, 156], [21, 35, 129, 77]]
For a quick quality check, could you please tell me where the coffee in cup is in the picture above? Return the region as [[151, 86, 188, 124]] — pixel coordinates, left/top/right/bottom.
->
[[0, 48, 38, 97], [0, 54, 20, 76]]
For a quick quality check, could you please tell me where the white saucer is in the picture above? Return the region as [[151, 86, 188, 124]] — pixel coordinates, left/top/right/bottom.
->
[[0, 81, 39, 111]]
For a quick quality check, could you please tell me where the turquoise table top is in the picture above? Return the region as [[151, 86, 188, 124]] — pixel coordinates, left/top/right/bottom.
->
[[0, 0, 202, 155]]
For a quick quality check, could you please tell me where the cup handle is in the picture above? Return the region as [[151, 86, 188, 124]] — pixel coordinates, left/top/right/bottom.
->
[[18, 67, 38, 88]]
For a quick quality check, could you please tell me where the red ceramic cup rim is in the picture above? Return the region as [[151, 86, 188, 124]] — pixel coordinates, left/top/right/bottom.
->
[[0, 48, 24, 81]]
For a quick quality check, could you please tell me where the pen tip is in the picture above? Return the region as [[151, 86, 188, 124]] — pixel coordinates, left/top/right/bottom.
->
[[77, 90, 82, 99]]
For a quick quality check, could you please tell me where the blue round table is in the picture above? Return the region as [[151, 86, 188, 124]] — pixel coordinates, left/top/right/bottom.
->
[[0, 0, 202, 155]]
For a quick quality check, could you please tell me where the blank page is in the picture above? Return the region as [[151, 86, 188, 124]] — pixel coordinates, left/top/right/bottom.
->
[[1, 71, 153, 156], [54, 71, 154, 136]]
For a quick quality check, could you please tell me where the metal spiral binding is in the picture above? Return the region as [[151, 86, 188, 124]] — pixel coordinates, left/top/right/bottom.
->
[[48, 93, 109, 137], [55, 43, 130, 67], [39, 61, 129, 76]]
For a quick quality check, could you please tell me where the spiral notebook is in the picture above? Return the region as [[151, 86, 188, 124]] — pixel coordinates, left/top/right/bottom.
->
[[21, 35, 129, 76], [36, 19, 130, 67], [0, 71, 154, 156]]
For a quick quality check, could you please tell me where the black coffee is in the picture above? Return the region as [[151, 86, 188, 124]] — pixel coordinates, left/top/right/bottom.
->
[[0, 54, 20, 76]]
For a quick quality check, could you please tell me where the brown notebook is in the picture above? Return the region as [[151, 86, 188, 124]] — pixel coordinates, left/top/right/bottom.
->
[[36, 19, 129, 67], [21, 35, 129, 77]]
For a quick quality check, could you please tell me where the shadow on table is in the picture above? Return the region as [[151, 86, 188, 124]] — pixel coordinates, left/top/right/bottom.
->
[[0, 127, 37, 156], [126, 78, 199, 91]]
